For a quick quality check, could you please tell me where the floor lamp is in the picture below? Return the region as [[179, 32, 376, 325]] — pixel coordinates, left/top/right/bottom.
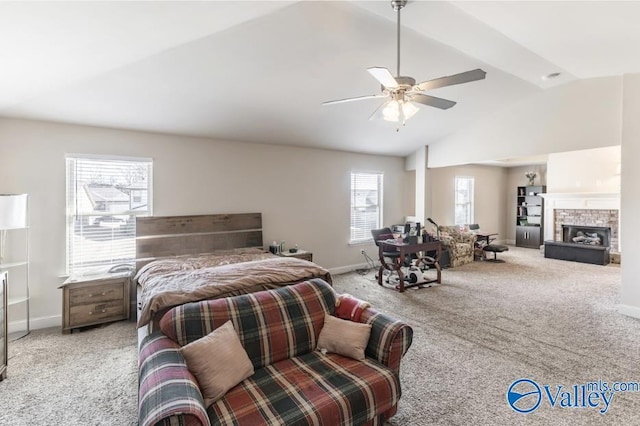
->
[[0, 195, 28, 262], [0, 194, 29, 340]]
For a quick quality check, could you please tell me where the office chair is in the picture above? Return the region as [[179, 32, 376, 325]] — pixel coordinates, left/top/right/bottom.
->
[[371, 227, 402, 283]]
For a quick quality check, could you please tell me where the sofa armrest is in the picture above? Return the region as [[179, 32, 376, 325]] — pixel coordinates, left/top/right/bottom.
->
[[358, 308, 413, 375], [139, 332, 210, 426]]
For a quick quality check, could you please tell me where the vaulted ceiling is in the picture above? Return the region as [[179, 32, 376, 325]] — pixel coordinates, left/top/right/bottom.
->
[[1, 1, 639, 156]]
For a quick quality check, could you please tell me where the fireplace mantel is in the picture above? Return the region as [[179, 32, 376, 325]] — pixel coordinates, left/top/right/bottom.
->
[[540, 192, 619, 202], [539, 192, 620, 243]]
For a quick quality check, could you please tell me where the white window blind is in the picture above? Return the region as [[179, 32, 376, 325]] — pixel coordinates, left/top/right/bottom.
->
[[454, 176, 474, 225], [350, 172, 383, 243], [66, 155, 152, 275]]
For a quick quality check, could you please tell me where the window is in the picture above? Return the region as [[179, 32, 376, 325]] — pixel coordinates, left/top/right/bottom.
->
[[454, 176, 474, 225], [350, 172, 383, 243], [66, 155, 152, 275]]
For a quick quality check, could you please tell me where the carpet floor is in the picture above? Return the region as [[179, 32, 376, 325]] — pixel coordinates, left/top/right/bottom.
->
[[1, 247, 638, 425], [332, 246, 640, 426]]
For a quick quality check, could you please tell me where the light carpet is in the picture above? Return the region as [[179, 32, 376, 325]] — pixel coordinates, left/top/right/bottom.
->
[[1, 246, 639, 425], [332, 246, 640, 426], [0, 320, 137, 426]]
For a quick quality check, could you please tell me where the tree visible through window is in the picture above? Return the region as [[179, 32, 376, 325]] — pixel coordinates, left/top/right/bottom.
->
[[455, 176, 474, 225], [350, 172, 383, 243], [66, 155, 152, 275]]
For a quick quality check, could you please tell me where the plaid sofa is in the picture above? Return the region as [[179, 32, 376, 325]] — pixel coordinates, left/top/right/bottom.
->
[[138, 278, 413, 426]]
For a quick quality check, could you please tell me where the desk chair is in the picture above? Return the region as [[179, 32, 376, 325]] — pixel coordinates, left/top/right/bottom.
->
[[371, 227, 402, 283]]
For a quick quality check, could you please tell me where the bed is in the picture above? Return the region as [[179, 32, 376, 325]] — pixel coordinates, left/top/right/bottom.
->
[[134, 213, 331, 332]]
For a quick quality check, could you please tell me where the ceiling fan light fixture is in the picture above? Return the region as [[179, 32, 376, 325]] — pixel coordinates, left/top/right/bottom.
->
[[382, 99, 420, 123], [402, 101, 420, 120], [382, 100, 400, 122]]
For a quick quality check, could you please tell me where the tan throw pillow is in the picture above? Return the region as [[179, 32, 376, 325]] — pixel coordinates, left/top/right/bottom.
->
[[317, 314, 372, 361], [179, 320, 254, 407]]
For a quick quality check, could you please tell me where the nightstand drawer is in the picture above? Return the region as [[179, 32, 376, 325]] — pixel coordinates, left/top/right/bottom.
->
[[69, 281, 124, 306], [69, 300, 125, 326]]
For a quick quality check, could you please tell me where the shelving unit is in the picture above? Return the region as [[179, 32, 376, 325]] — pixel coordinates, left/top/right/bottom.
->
[[0, 194, 29, 341], [1, 271, 7, 380], [516, 186, 546, 249]]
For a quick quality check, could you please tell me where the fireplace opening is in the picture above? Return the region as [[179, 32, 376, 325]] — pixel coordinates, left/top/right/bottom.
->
[[562, 225, 611, 247]]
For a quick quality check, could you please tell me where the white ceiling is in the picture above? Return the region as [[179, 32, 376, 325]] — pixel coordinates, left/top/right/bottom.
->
[[1, 1, 639, 157]]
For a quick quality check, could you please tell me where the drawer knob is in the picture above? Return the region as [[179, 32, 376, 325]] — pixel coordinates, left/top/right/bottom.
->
[[89, 311, 92, 315]]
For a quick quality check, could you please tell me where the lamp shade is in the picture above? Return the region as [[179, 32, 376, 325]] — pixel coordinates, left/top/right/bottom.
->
[[0, 194, 28, 230]]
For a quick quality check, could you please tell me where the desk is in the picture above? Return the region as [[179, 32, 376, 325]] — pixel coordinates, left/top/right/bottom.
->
[[377, 240, 442, 292], [475, 232, 498, 245]]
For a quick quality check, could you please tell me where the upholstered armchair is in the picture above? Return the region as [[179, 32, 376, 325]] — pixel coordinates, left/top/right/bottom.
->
[[438, 225, 477, 267]]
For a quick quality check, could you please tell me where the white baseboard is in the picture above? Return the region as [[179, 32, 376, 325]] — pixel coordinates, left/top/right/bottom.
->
[[617, 304, 640, 319], [8, 315, 61, 333], [328, 262, 377, 275]]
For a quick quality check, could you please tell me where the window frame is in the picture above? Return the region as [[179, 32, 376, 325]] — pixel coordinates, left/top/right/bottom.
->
[[454, 176, 475, 226], [65, 154, 153, 275], [349, 171, 384, 244]]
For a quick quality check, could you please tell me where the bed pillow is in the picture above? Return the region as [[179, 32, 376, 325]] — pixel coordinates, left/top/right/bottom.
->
[[179, 320, 254, 407], [317, 314, 372, 361]]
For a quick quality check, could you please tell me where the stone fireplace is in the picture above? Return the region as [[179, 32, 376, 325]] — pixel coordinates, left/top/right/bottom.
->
[[540, 193, 620, 265], [554, 209, 619, 251]]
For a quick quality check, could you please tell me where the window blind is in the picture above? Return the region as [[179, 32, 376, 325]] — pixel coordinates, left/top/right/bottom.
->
[[350, 172, 383, 243], [454, 176, 474, 225], [66, 156, 152, 275]]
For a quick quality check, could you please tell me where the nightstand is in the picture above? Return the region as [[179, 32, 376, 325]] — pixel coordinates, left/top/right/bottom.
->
[[59, 271, 131, 334], [278, 250, 313, 262]]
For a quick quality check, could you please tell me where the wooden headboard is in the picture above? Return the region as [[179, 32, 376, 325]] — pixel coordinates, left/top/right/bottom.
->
[[136, 213, 263, 269]]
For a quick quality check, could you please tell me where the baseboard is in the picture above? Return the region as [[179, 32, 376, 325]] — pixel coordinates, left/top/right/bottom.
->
[[8, 314, 61, 333], [328, 262, 377, 275], [617, 304, 640, 319]]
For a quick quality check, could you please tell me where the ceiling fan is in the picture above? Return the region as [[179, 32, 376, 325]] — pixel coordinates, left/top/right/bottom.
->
[[323, 0, 486, 128]]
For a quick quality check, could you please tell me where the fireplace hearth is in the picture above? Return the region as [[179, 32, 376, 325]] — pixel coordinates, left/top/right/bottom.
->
[[545, 224, 611, 265]]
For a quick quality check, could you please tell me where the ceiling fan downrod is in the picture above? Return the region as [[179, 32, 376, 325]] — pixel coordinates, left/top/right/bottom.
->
[[391, 0, 407, 77]]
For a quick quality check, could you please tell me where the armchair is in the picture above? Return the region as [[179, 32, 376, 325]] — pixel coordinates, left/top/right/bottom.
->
[[438, 225, 477, 267]]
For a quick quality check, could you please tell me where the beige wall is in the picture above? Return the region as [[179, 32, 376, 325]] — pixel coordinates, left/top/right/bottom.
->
[[620, 73, 640, 318], [429, 164, 508, 241], [546, 146, 620, 193], [427, 77, 622, 168], [505, 164, 548, 243], [0, 118, 409, 330]]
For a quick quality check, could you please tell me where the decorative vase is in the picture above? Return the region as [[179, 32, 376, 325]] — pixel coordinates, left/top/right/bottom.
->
[[528, 177, 535, 186]]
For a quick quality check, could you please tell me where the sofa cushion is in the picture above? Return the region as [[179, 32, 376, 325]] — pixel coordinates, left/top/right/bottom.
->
[[317, 314, 372, 361], [160, 279, 336, 370], [179, 321, 255, 407], [207, 351, 400, 425]]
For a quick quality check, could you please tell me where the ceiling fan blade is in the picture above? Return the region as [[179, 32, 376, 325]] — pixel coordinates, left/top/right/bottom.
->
[[414, 68, 486, 92], [411, 93, 457, 110], [367, 67, 399, 89], [323, 94, 386, 106]]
